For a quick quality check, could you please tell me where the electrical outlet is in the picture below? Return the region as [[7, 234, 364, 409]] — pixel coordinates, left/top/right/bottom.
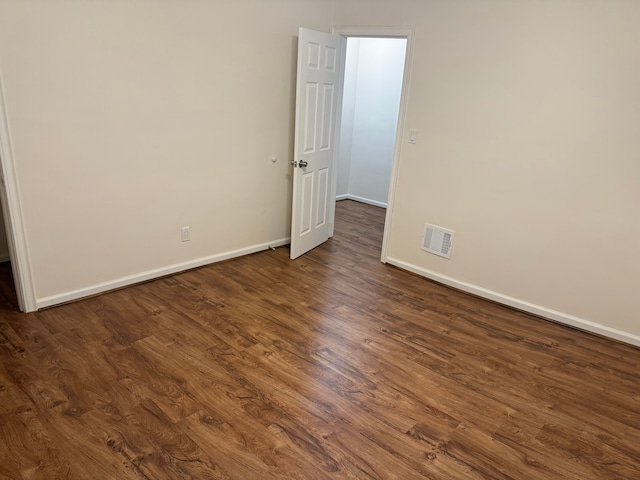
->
[[181, 226, 191, 242]]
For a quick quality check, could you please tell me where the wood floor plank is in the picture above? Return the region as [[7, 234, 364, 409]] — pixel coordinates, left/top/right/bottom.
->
[[0, 411, 74, 480], [1, 200, 639, 478]]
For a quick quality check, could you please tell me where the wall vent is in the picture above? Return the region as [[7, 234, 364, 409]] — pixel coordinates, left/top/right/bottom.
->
[[421, 223, 455, 259]]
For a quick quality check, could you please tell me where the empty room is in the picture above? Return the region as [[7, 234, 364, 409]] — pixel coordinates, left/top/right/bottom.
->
[[0, 1, 638, 478]]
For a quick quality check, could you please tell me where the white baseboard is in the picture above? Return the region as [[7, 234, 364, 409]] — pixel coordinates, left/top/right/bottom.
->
[[0, 253, 10, 263], [336, 194, 387, 208], [35, 237, 291, 310], [386, 257, 640, 348]]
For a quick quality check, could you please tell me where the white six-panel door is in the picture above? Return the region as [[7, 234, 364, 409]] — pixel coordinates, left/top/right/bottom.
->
[[290, 28, 343, 259]]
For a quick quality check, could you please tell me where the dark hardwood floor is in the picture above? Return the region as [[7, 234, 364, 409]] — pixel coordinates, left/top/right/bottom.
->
[[1, 200, 639, 479]]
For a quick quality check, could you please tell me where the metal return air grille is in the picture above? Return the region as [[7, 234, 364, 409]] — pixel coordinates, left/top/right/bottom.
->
[[421, 223, 455, 259]]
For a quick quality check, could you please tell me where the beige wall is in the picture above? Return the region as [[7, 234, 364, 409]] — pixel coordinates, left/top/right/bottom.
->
[[333, 0, 640, 339], [0, 0, 330, 300], [1, 0, 638, 342]]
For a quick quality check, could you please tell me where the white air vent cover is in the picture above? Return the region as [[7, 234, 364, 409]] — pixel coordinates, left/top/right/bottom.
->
[[421, 223, 455, 259]]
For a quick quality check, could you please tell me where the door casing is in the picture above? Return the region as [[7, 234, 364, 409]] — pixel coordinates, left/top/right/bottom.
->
[[331, 26, 414, 264]]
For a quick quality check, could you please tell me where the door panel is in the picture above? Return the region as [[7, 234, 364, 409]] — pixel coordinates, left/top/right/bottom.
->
[[304, 83, 318, 153], [300, 172, 314, 235], [316, 167, 329, 227], [320, 85, 334, 150], [290, 28, 343, 259]]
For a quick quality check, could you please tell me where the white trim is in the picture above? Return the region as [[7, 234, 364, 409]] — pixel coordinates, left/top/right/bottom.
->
[[331, 26, 415, 265], [0, 254, 10, 263], [328, 33, 347, 239], [332, 26, 414, 38], [336, 194, 387, 208], [0, 71, 37, 312], [36, 237, 291, 310], [386, 257, 640, 348]]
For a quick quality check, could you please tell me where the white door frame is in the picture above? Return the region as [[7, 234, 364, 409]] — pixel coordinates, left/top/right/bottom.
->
[[0, 72, 37, 312], [331, 26, 414, 263]]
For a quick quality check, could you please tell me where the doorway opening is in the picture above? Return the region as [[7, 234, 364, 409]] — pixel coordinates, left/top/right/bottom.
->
[[336, 37, 407, 209], [332, 28, 413, 262], [0, 74, 35, 312], [0, 209, 9, 264]]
